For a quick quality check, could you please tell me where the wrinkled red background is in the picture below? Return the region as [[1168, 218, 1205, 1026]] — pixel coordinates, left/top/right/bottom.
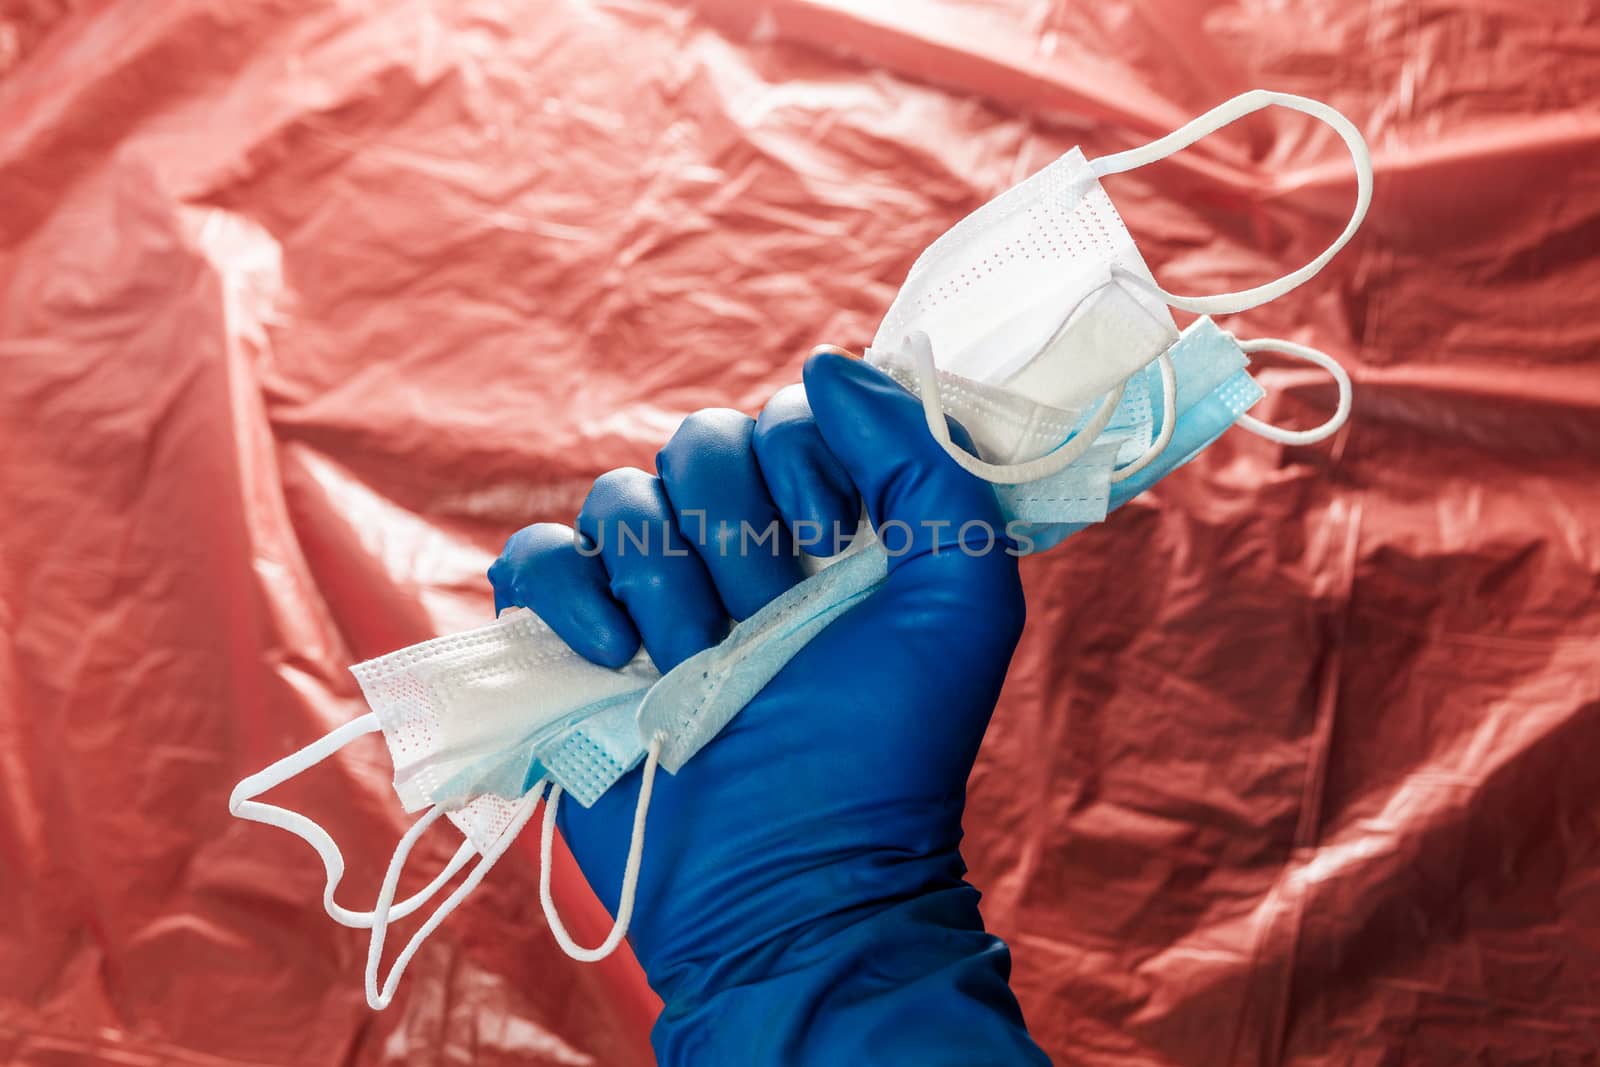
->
[[3, 0, 1598, 1063]]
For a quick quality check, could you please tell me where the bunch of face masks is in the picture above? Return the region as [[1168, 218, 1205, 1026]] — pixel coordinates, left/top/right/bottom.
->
[[230, 89, 1372, 1009]]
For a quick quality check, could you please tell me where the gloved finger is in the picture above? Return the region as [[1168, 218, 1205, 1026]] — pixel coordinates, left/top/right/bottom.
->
[[801, 351, 1022, 624], [656, 408, 804, 620], [577, 466, 728, 672], [486, 522, 641, 669], [753, 383, 859, 558]]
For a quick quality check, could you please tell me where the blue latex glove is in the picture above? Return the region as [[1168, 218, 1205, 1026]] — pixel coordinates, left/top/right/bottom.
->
[[489, 352, 1050, 1066]]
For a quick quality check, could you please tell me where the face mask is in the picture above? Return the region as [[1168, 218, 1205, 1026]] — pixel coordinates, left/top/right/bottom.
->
[[537, 689, 655, 807], [230, 88, 1371, 1008], [867, 88, 1369, 497], [351, 607, 658, 830], [228, 608, 662, 1008], [1020, 316, 1271, 553]]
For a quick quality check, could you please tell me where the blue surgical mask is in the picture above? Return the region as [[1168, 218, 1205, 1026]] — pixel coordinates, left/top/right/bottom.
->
[[533, 689, 653, 807], [1015, 316, 1268, 553]]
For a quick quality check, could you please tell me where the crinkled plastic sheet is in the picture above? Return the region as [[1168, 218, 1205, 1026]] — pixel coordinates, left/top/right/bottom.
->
[[2, 1, 1598, 1064]]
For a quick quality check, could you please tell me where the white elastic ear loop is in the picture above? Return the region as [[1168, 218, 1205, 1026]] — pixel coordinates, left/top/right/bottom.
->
[[1108, 348, 1177, 483], [907, 331, 1125, 485], [366, 783, 546, 1010], [229, 713, 474, 929], [538, 735, 663, 963], [1090, 90, 1373, 316], [1235, 336, 1352, 446]]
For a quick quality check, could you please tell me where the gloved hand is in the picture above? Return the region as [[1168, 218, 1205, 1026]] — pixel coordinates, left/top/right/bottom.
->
[[489, 352, 1049, 1066]]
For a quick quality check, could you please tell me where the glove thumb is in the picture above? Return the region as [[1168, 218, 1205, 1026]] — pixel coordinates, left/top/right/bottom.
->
[[802, 348, 1025, 753], [802, 350, 1022, 580]]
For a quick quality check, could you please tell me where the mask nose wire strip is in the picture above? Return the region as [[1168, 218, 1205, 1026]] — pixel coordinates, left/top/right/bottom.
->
[[366, 784, 546, 1010], [228, 712, 478, 929], [907, 329, 1126, 485], [1109, 348, 1177, 483], [1234, 336, 1353, 445], [1090, 90, 1373, 317], [539, 735, 664, 963]]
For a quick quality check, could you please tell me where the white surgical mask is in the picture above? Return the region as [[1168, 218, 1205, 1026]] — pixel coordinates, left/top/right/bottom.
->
[[349, 608, 657, 830], [230, 89, 1372, 1009]]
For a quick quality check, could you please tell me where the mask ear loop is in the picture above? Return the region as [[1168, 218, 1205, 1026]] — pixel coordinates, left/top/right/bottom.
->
[[229, 713, 477, 929], [1091, 89, 1372, 317], [538, 735, 663, 963], [365, 783, 546, 1010], [1234, 336, 1352, 445]]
